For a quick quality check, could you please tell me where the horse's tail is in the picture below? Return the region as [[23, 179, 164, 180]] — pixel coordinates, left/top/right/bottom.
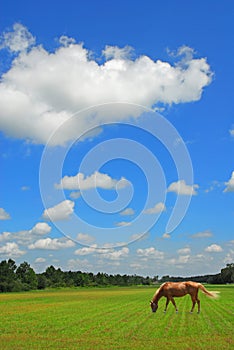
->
[[198, 283, 220, 298]]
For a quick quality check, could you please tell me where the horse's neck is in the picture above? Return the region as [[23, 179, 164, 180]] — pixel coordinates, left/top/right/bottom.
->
[[153, 288, 163, 303]]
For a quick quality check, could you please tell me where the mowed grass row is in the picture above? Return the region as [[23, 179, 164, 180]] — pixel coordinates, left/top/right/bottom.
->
[[0, 285, 233, 349]]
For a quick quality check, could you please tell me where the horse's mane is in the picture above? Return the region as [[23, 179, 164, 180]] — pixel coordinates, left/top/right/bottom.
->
[[152, 282, 167, 301]]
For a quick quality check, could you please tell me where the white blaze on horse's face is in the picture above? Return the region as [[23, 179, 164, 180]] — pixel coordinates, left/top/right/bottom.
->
[[150, 301, 158, 313]]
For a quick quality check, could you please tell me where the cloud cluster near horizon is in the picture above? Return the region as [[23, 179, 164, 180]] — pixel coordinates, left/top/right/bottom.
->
[[0, 23, 212, 146]]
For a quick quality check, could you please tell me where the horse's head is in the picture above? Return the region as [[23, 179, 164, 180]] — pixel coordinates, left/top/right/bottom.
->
[[150, 300, 158, 313]]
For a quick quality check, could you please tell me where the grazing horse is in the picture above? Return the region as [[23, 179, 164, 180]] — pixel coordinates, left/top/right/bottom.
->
[[150, 281, 218, 314]]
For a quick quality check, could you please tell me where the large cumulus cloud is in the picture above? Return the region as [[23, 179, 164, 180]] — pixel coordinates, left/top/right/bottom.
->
[[0, 24, 212, 145]]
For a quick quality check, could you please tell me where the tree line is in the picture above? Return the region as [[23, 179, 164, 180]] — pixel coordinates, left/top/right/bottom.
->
[[0, 259, 233, 293]]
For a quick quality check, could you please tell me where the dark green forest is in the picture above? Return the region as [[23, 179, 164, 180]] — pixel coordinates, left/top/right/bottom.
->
[[0, 259, 233, 292]]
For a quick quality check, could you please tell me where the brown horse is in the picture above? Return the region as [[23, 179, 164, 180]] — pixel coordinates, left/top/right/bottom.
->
[[150, 281, 218, 314]]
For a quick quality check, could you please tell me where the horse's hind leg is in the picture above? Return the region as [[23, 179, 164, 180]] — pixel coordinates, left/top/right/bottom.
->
[[197, 298, 200, 314], [190, 296, 196, 313]]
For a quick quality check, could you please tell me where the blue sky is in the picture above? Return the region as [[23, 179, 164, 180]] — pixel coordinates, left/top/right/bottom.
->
[[0, 0, 234, 277]]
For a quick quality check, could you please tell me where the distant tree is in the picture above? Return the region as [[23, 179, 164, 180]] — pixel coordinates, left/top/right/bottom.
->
[[160, 275, 170, 283], [44, 265, 65, 287], [16, 262, 38, 290], [0, 259, 19, 292], [37, 274, 48, 289], [221, 263, 234, 283]]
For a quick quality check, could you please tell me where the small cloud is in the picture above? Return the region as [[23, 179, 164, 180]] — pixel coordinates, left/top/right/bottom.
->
[[191, 229, 213, 239], [223, 171, 234, 192], [69, 191, 81, 199], [0, 242, 25, 257], [137, 247, 164, 259], [143, 202, 166, 214], [120, 208, 135, 216], [100, 247, 129, 260], [224, 249, 234, 264], [0, 23, 35, 52], [177, 247, 191, 255], [55, 171, 130, 191], [0, 208, 11, 220], [0, 231, 11, 242], [102, 45, 134, 60], [205, 244, 223, 253], [130, 232, 149, 242], [177, 255, 190, 264], [162, 233, 171, 239], [59, 35, 76, 47], [21, 186, 30, 191], [74, 245, 97, 256], [76, 233, 95, 244], [29, 237, 75, 250], [205, 181, 222, 193], [167, 180, 199, 195], [115, 221, 132, 227], [42, 200, 75, 221], [30, 222, 51, 235], [35, 257, 46, 263], [229, 129, 234, 137]]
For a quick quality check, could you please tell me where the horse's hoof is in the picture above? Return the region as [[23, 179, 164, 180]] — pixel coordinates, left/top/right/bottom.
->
[[190, 311, 193, 314]]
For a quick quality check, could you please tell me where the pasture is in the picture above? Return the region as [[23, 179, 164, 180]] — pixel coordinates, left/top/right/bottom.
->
[[0, 285, 233, 349]]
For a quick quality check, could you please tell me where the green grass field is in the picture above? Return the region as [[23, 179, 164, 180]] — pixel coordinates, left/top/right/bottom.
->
[[0, 285, 233, 349]]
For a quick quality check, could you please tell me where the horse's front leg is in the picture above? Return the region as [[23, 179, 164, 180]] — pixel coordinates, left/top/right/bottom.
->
[[170, 297, 178, 313], [197, 298, 200, 314], [164, 297, 170, 313]]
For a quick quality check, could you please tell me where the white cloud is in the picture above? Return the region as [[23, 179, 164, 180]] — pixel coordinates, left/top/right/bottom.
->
[[224, 249, 234, 264], [177, 247, 191, 255], [205, 244, 223, 253], [177, 255, 190, 264], [223, 171, 234, 192], [69, 191, 81, 199], [67, 258, 92, 271], [35, 257, 46, 263], [191, 229, 213, 238], [21, 186, 30, 191], [0, 222, 51, 244], [115, 221, 132, 227], [30, 222, 51, 235], [42, 200, 75, 221], [29, 237, 75, 250], [0, 24, 212, 145], [120, 208, 135, 216], [162, 233, 171, 239], [100, 247, 129, 260], [74, 246, 97, 255], [143, 202, 166, 214], [76, 233, 95, 244], [55, 171, 130, 190], [0, 208, 11, 220], [229, 129, 234, 137], [59, 35, 76, 47], [130, 232, 149, 241], [137, 247, 164, 259], [0, 242, 25, 257], [167, 180, 199, 195], [102, 45, 133, 60], [0, 231, 11, 242], [0, 23, 35, 52]]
